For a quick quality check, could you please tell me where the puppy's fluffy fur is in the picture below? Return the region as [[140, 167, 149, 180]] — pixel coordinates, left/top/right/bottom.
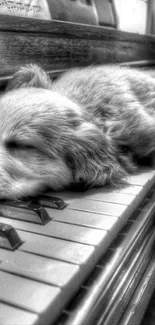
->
[[1, 64, 155, 198]]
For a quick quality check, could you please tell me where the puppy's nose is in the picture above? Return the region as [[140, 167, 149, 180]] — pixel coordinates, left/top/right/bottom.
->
[[69, 179, 90, 192]]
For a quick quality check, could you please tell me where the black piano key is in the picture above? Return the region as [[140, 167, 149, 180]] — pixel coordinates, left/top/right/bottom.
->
[[0, 222, 22, 250], [0, 200, 51, 225], [34, 195, 67, 210]]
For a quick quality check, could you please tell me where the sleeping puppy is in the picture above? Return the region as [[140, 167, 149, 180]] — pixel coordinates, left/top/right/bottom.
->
[[0, 64, 155, 198]]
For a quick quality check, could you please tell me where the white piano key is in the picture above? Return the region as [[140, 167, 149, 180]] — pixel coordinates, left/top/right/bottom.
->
[[35, 193, 128, 217], [48, 220, 106, 244], [17, 230, 95, 279], [124, 170, 155, 186], [33, 220, 106, 247], [117, 184, 144, 195], [47, 188, 145, 229], [0, 216, 124, 266], [115, 170, 155, 195], [48, 190, 144, 224], [0, 247, 15, 261], [115, 172, 155, 213], [0, 215, 111, 261], [0, 209, 135, 264], [0, 302, 39, 325], [50, 204, 140, 232], [51, 209, 119, 231], [43, 221, 109, 260], [0, 271, 61, 324], [0, 249, 80, 300], [66, 198, 127, 216], [76, 192, 135, 205], [115, 178, 153, 201], [0, 215, 107, 254], [47, 196, 142, 233], [0, 218, 95, 269], [50, 190, 136, 205], [0, 204, 125, 231]]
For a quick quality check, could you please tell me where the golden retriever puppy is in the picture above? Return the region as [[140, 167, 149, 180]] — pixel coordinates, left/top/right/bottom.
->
[[1, 64, 155, 198]]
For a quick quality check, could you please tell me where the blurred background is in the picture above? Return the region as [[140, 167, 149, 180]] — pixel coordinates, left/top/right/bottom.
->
[[115, 0, 147, 34], [0, 0, 153, 35]]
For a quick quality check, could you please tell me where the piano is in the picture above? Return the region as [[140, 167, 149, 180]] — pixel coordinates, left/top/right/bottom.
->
[[0, 14, 155, 325]]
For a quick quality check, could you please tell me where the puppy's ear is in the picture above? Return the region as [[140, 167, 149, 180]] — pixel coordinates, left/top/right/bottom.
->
[[6, 64, 52, 91], [64, 120, 135, 189]]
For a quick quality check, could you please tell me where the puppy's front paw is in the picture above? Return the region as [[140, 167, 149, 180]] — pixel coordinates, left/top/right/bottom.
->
[[6, 64, 52, 91]]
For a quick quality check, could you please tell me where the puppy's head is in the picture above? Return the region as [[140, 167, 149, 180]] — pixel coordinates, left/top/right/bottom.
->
[[0, 87, 128, 199], [0, 88, 76, 198]]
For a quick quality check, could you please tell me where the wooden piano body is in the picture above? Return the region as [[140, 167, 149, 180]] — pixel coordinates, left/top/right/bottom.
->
[[0, 14, 155, 325]]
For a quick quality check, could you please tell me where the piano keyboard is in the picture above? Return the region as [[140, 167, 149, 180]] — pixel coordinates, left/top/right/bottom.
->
[[0, 169, 155, 325]]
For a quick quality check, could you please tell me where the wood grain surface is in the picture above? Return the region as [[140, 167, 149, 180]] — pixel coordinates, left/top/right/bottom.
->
[[0, 15, 155, 77], [141, 290, 155, 325]]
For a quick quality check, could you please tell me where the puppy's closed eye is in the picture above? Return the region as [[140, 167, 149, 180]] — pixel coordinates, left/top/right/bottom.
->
[[5, 139, 36, 152]]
